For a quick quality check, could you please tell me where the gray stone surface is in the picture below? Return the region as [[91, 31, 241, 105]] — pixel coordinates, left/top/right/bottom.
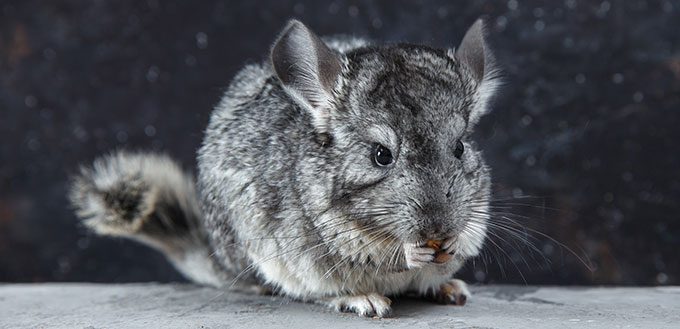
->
[[1, 283, 678, 329]]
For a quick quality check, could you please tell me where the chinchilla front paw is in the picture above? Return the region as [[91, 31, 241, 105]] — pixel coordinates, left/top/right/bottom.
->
[[325, 293, 392, 317], [439, 237, 458, 256], [403, 242, 436, 269]]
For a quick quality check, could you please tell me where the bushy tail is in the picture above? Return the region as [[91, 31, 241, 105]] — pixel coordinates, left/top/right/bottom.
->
[[69, 151, 225, 287]]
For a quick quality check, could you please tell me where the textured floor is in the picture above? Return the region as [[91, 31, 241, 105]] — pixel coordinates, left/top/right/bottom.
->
[[1, 283, 678, 328], [2, 1, 679, 287]]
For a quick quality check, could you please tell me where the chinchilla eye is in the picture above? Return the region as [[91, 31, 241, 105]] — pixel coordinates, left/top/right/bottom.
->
[[374, 144, 393, 167], [454, 140, 464, 159]]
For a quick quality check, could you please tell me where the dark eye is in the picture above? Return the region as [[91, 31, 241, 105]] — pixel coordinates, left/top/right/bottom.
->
[[374, 144, 394, 167], [454, 140, 464, 159]]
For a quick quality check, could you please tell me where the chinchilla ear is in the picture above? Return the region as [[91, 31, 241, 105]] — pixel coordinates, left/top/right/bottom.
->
[[271, 20, 342, 133], [454, 19, 501, 127]]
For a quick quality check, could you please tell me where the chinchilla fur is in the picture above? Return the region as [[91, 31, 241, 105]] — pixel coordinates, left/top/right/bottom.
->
[[70, 19, 501, 317]]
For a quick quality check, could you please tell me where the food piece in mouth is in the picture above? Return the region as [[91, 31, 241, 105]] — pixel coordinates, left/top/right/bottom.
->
[[433, 250, 452, 264], [425, 239, 452, 264], [425, 239, 442, 250]]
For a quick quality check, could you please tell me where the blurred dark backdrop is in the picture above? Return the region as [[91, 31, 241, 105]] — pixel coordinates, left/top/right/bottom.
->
[[1, 0, 679, 286]]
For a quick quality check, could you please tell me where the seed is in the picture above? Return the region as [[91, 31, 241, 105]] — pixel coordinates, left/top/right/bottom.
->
[[425, 239, 443, 250], [425, 240, 451, 264], [433, 251, 452, 264]]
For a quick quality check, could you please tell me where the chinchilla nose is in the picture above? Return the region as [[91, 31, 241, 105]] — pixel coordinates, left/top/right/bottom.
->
[[419, 203, 450, 239], [420, 221, 448, 240], [415, 173, 452, 238]]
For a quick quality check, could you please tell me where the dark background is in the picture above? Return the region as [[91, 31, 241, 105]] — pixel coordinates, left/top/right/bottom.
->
[[1, 0, 678, 286]]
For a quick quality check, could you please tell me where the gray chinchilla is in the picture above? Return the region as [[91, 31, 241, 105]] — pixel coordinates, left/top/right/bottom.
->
[[70, 19, 501, 317]]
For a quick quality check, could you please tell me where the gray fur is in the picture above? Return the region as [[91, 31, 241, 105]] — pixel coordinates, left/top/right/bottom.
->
[[70, 19, 501, 317]]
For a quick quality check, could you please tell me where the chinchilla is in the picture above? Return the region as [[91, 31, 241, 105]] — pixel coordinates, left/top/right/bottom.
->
[[70, 19, 501, 317]]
